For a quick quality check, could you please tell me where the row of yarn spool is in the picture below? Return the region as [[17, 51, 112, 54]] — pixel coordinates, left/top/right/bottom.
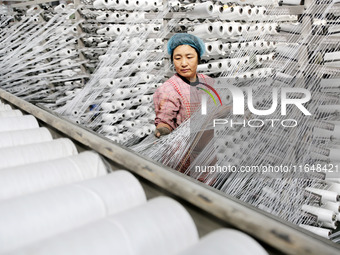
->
[[292, 1, 340, 241], [0, 98, 270, 255], [0, 3, 86, 105], [168, 0, 286, 78], [66, 0, 170, 145], [213, 0, 340, 241]]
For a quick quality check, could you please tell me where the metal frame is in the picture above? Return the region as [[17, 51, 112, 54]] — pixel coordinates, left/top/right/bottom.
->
[[1, 89, 339, 255]]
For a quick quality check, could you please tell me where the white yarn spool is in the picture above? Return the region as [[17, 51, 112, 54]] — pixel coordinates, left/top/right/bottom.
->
[[10, 197, 197, 255], [299, 224, 331, 239], [187, 1, 215, 18], [0, 109, 22, 118], [0, 151, 108, 200], [108, 12, 120, 22], [301, 204, 336, 223], [59, 59, 73, 67], [101, 125, 118, 133], [219, 5, 233, 20], [211, 21, 224, 37], [264, 23, 276, 34], [54, 3, 66, 12], [224, 22, 243, 36], [305, 187, 339, 202], [102, 0, 116, 8], [140, 95, 152, 104], [189, 23, 213, 38], [0, 103, 11, 111], [137, 106, 153, 114], [279, 23, 302, 34], [0, 115, 39, 132], [324, 51, 340, 62], [97, 41, 110, 48], [243, 6, 253, 21], [329, 148, 340, 161], [197, 63, 210, 72], [102, 113, 121, 123], [246, 24, 260, 37], [138, 72, 155, 83], [122, 121, 136, 129], [205, 40, 223, 56], [322, 221, 337, 230], [58, 48, 76, 57], [318, 105, 340, 114], [0, 138, 78, 170], [61, 70, 77, 77], [207, 61, 223, 73], [224, 6, 244, 21], [93, 0, 105, 8], [257, 6, 267, 19], [322, 202, 340, 213], [0, 171, 146, 253], [96, 13, 109, 22], [0, 127, 52, 149], [114, 88, 134, 99], [179, 229, 268, 255], [256, 55, 264, 65], [143, 125, 155, 135], [99, 79, 116, 88], [105, 25, 122, 37], [123, 110, 137, 119], [120, 0, 135, 10], [329, 183, 340, 194]]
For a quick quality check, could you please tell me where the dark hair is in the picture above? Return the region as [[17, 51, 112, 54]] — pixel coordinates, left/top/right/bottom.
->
[[171, 47, 201, 64]]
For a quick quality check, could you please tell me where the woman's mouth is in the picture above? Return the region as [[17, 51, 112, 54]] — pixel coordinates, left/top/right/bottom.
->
[[181, 69, 190, 73]]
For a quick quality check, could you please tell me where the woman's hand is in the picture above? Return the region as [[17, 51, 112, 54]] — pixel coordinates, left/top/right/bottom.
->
[[155, 123, 172, 138]]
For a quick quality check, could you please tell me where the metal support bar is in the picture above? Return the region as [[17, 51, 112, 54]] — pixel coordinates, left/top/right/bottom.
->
[[11, 0, 58, 8], [0, 89, 339, 255]]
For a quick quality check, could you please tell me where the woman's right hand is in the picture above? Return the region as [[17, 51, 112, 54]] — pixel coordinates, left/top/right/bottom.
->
[[155, 123, 172, 138]]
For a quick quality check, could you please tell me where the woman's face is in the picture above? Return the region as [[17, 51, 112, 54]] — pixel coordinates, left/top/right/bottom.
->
[[173, 45, 198, 81]]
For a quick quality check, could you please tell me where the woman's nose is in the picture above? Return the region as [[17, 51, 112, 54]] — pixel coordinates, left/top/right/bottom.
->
[[181, 59, 188, 66]]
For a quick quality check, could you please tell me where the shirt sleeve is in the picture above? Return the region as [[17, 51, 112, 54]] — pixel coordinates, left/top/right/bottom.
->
[[153, 82, 181, 130]]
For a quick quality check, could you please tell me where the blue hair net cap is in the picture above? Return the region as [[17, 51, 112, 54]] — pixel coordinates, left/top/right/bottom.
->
[[167, 33, 205, 57]]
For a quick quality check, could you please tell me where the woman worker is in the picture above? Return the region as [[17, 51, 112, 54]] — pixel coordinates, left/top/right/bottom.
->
[[153, 33, 213, 138], [153, 33, 216, 177]]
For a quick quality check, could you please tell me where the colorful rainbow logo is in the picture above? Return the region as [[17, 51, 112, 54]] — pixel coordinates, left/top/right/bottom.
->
[[197, 82, 223, 106]]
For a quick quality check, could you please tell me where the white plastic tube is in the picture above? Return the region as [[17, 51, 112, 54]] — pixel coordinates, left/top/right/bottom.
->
[[0, 151, 108, 200], [299, 224, 330, 239], [305, 187, 339, 202], [0, 115, 39, 132], [0, 138, 78, 170], [187, 1, 215, 19], [301, 204, 336, 223], [0, 127, 52, 149], [0, 171, 146, 253]]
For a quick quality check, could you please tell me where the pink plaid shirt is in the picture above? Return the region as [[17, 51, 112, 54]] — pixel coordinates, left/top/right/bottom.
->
[[153, 73, 213, 130]]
